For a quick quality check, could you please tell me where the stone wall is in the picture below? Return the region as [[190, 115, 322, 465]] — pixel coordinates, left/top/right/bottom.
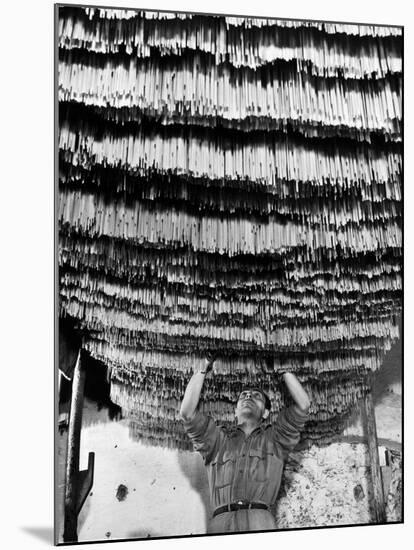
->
[[274, 443, 401, 528]]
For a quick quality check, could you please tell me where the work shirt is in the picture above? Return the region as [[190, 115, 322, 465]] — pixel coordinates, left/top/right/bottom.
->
[[183, 405, 308, 532]]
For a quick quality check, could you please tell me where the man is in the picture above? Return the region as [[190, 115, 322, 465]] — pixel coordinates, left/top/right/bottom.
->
[[179, 354, 310, 534]]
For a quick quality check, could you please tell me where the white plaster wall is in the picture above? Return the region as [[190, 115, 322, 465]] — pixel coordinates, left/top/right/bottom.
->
[[57, 402, 210, 543], [344, 336, 402, 444], [343, 392, 401, 444], [78, 423, 209, 541]]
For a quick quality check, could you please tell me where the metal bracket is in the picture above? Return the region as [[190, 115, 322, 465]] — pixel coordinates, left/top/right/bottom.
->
[[76, 452, 95, 515]]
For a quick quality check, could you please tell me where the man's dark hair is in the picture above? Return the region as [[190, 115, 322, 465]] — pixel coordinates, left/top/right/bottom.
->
[[238, 386, 271, 412]]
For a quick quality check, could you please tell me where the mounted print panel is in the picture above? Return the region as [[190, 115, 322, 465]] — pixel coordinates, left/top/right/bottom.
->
[[55, 3, 403, 545]]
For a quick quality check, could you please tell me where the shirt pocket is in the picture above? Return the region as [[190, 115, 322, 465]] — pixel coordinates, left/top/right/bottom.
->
[[211, 449, 235, 488], [248, 447, 283, 483]]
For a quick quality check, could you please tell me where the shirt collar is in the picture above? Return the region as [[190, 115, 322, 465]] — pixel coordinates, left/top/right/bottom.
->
[[230, 422, 269, 437]]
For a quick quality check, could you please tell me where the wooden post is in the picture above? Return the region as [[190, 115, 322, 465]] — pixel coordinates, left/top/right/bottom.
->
[[63, 349, 87, 542], [58, 369, 62, 397], [363, 391, 386, 523]]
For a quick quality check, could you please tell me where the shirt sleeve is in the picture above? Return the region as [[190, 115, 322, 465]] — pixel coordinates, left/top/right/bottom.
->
[[271, 405, 309, 461], [182, 409, 223, 464]]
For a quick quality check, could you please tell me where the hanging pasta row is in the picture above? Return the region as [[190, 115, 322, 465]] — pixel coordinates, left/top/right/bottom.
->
[[58, 189, 402, 256], [58, 233, 401, 276], [58, 55, 402, 132], [58, 125, 402, 187], [58, 13, 402, 76], [79, 6, 401, 39]]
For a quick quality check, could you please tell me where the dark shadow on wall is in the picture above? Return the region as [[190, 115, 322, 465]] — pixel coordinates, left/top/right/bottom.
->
[[59, 353, 122, 425], [176, 446, 211, 533], [77, 486, 93, 535], [372, 318, 402, 404]]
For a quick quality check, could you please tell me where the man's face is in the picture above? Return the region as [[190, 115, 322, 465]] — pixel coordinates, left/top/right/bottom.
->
[[235, 389, 269, 423]]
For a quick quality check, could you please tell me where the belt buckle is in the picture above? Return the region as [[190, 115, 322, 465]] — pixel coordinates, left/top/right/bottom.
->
[[235, 499, 249, 509]]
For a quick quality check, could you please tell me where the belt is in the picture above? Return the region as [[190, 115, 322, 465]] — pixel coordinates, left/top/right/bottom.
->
[[213, 500, 269, 518]]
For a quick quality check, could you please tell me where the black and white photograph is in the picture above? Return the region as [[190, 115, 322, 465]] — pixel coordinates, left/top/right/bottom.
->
[[54, 2, 402, 545]]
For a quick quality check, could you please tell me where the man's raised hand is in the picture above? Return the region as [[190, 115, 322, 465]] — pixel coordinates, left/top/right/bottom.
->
[[203, 352, 218, 374]]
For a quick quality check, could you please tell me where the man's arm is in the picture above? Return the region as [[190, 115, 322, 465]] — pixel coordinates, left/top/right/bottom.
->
[[179, 354, 216, 421], [282, 372, 311, 414], [271, 372, 310, 460], [180, 354, 222, 464]]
